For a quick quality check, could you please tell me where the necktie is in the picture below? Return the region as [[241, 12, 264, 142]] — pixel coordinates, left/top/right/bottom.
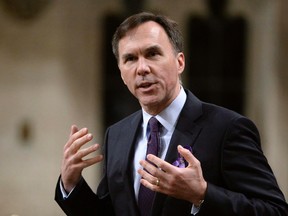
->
[[138, 117, 160, 216]]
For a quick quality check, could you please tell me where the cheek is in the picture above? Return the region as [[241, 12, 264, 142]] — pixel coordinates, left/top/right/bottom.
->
[[160, 68, 178, 85], [121, 73, 135, 91], [121, 74, 127, 85], [120, 67, 129, 84], [120, 65, 133, 81]]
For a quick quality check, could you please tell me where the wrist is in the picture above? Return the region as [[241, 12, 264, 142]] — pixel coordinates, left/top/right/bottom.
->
[[193, 180, 207, 207], [61, 176, 82, 193]]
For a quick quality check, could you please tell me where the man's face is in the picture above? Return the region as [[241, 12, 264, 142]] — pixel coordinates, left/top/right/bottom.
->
[[118, 21, 185, 115]]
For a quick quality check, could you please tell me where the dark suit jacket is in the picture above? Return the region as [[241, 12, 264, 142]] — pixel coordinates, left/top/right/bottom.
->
[[55, 90, 288, 216]]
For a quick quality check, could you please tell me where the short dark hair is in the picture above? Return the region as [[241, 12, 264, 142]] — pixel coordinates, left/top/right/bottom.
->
[[112, 12, 184, 62]]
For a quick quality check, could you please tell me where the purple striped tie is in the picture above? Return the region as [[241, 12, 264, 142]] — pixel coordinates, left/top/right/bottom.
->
[[138, 117, 160, 216]]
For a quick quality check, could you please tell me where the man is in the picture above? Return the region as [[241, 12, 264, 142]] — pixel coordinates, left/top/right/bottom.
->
[[55, 12, 288, 215]]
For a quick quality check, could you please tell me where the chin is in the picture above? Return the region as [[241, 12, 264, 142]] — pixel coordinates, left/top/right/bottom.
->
[[140, 97, 163, 109]]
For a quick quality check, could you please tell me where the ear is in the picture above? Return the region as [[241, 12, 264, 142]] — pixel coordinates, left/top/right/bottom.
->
[[176, 52, 185, 75]]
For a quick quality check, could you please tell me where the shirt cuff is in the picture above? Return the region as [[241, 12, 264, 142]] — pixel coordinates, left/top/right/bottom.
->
[[191, 204, 200, 215], [59, 180, 75, 199]]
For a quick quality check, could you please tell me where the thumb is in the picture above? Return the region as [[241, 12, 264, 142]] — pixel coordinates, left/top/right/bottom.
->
[[177, 145, 198, 167]]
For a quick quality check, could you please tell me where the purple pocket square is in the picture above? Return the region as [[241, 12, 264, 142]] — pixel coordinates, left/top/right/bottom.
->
[[172, 145, 192, 168]]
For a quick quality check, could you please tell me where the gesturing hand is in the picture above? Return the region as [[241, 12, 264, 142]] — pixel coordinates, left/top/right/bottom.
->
[[61, 125, 103, 193], [138, 145, 207, 205]]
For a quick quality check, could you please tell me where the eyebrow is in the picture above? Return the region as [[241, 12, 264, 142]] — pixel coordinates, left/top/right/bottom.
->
[[121, 45, 163, 60], [146, 45, 162, 54], [121, 53, 134, 61]]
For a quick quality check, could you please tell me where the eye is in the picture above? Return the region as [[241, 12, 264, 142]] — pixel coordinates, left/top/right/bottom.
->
[[147, 50, 158, 57], [123, 54, 137, 63], [127, 56, 136, 61], [146, 46, 162, 59]]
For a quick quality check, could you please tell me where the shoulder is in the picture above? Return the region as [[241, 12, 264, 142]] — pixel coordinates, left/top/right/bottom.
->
[[185, 89, 257, 131], [185, 89, 243, 121]]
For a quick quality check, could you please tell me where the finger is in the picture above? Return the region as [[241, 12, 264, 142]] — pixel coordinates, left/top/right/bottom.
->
[[80, 144, 103, 168], [65, 127, 89, 150], [70, 125, 79, 137], [138, 168, 159, 189], [76, 144, 104, 172], [74, 143, 101, 161], [138, 166, 155, 181], [82, 155, 104, 168], [177, 145, 199, 168], [139, 159, 160, 177], [69, 133, 93, 154], [139, 177, 160, 192], [146, 154, 175, 173]]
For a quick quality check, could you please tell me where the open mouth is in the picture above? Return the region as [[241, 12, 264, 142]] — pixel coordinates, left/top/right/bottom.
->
[[139, 82, 153, 89]]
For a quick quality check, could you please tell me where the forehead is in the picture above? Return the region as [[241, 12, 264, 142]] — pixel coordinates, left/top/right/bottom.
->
[[118, 21, 172, 54]]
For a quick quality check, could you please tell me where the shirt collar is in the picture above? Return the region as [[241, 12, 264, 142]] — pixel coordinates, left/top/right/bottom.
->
[[142, 87, 187, 137]]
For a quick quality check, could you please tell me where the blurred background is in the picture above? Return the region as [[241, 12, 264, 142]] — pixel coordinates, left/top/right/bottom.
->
[[0, 0, 287, 215]]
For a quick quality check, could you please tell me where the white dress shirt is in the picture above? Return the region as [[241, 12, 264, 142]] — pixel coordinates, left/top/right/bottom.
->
[[133, 87, 200, 215], [133, 87, 187, 199]]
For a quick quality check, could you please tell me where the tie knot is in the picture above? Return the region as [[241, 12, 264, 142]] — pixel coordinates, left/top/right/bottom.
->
[[148, 117, 160, 133]]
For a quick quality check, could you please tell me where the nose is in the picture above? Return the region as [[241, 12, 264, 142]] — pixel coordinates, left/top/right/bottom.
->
[[136, 57, 150, 76]]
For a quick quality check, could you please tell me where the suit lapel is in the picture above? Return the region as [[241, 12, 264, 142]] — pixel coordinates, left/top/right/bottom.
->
[[121, 111, 142, 176], [165, 90, 203, 164], [153, 90, 204, 215], [120, 111, 143, 214]]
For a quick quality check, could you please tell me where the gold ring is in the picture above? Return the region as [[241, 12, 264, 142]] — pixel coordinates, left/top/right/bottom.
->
[[156, 178, 160, 186]]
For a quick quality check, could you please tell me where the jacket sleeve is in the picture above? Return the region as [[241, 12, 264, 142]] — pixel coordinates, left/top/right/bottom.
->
[[198, 117, 288, 216], [54, 176, 114, 216]]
